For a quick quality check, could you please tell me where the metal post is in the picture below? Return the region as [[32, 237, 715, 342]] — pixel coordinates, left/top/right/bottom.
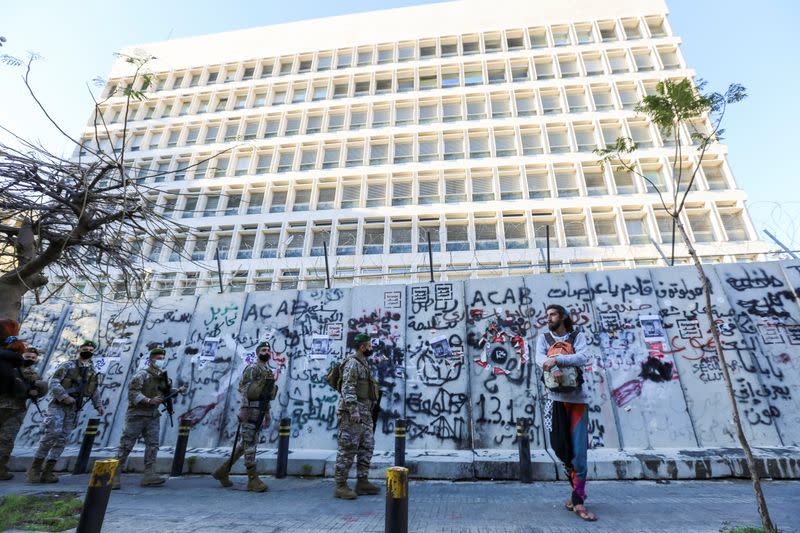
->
[[323, 240, 331, 289], [170, 421, 191, 477], [764, 229, 799, 260], [517, 420, 533, 484], [214, 248, 224, 293], [670, 217, 676, 266], [76, 458, 118, 533], [385, 466, 409, 533], [73, 418, 101, 475], [276, 417, 291, 479], [546, 225, 551, 273], [394, 419, 406, 467], [426, 231, 434, 283]]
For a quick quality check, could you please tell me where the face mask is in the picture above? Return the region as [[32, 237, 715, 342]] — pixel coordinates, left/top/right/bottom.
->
[[79, 351, 93, 360], [22, 359, 36, 367], [153, 359, 168, 370], [257, 352, 270, 362]]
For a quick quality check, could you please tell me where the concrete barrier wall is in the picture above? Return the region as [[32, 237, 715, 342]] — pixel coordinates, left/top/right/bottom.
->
[[13, 261, 800, 459]]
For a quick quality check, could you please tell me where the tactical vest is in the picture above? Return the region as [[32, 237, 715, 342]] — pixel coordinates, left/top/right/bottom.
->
[[141, 369, 168, 399], [61, 362, 98, 398], [245, 365, 277, 402], [351, 358, 380, 402]]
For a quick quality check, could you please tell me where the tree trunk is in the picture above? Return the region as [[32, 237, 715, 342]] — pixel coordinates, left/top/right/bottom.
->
[[0, 280, 29, 321], [673, 216, 776, 532]]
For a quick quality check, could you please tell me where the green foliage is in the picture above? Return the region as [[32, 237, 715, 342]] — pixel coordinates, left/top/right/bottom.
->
[[721, 527, 775, 533], [301, 463, 314, 476], [0, 493, 82, 532]]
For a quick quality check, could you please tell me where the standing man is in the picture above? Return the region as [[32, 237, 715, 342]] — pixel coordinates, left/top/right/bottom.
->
[[333, 333, 380, 499], [113, 346, 187, 489], [27, 340, 104, 484], [212, 341, 276, 492], [1, 342, 48, 480], [536, 304, 597, 522]]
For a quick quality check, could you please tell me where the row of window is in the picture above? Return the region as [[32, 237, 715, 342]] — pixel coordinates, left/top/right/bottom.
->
[[149, 158, 731, 221], [137, 202, 750, 266], [63, 250, 762, 300], [106, 16, 670, 97], [102, 46, 683, 125], [116, 119, 712, 184], [102, 81, 681, 157]]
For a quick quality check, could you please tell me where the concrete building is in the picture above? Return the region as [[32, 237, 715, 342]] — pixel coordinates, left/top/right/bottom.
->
[[77, 0, 767, 297]]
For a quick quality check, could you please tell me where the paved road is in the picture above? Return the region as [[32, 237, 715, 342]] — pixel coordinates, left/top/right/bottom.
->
[[1, 474, 798, 533]]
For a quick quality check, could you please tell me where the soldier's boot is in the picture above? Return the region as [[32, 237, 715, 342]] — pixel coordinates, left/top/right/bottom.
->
[[26, 457, 44, 483], [140, 466, 167, 487], [40, 460, 59, 483], [212, 448, 243, 488], [333, 481, 357, 500], [246, 467, 267, 492], [0, 456, 13, 480], [355, 477, 380, 495]]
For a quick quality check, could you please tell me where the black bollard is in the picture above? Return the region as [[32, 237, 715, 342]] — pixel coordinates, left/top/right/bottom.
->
[[73, 418, 101, 475], [76, 458, 118, 533], [394, 419, 406, 467], [517, 420, 533, 484], [275, 417, 291, 479], [385, 466, 409, 533], [170, 421, 191, 477]]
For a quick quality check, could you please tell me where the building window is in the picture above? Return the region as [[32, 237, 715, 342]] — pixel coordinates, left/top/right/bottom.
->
[[237, 235, 255, 259], [720, 212, 748, 241], [503, 218, 528, 249], [703, 164, 728, 190], [224, 194, 241, 215], [444, 174, 466, 203], [469, 135, 490, 159], [475, 221, 499, 250], [247, 192, 265, 214], [499, 170, 522, 200], [393, 138, 413, 164], [446, 223, 469, 251], [418, 224, 440, 252], [392, 181, 412, 206], [254, 270, 273, 292], [260, 232, 279, 258], [293, 189, 311, 212], [341, 183, 361, 208], [444, 134, 465, 160], [594, 217, 619, 245], [336, 229, 357, 255], [390, 226, 412, 254], [471, 173, 494, 202], [418, 178, 439, 205], [284, 230, 305, 257], [317, 187, 336, 210], [269, 190, 286, 213], [625, 215, 650, 245], [564, 217, 588, 247], [555, 169, 579, 197], [613, 169, 636, 194], [363, 227, 384, 254], [366, 181, 386, 207], [687, 211, 715, 242], [535, 58, 555, 80], [526, 167, 550, 198]]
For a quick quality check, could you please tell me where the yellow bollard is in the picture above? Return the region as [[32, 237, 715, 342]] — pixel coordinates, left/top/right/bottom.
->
[[76, 458, 118, 533], [385, 466, 408, 533]]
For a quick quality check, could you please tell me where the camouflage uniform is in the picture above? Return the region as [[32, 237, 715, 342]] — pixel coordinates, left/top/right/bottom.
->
[[334, 354, 379, 484], [0, 365, 47, 478], [34, 359, 101, 462], [116, 366, 174, 473], [235, 362, 275, 469]]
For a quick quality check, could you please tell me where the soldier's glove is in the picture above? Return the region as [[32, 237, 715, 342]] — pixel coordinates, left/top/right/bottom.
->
[[62, 396, 76, 405], [350, 410, 361, 424]]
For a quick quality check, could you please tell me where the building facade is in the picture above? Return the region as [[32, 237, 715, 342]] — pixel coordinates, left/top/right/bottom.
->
[[75, 0, 767, 298]]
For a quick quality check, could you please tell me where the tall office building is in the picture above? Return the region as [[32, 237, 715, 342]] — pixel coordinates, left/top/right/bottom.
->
[[78, 0, 767, 297]]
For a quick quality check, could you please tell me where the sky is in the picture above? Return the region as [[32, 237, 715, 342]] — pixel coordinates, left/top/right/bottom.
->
[[2, 0, 798, 250]]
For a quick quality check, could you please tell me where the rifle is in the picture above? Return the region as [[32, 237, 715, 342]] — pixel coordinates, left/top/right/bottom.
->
[[159, 371, 179, 426], [64, 365, 89, 412], [15, 368, 43, 416], [372, 390, 382, 433], [227, 376, 276, 474]]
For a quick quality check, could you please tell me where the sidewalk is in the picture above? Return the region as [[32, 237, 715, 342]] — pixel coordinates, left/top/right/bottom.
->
[[1, 474, 799, 533]]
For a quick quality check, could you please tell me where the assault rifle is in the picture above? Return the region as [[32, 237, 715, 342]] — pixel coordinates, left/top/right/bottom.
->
[[15, 368, 43, 416], [64, 365, 89, 412], [159, 371, 183, 427]]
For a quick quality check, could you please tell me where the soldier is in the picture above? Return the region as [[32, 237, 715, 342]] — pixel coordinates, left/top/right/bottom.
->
[[212, 340, 276, 492], [27, 340, 104, 484], [333, 333, 380, 499], [113, 346, 187, 489], [1, 332, 48, 480]]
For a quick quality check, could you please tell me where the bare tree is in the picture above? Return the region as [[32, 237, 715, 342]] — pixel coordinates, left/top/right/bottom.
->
[[596, 78, 776, 532], [0, 54, 227, 320]]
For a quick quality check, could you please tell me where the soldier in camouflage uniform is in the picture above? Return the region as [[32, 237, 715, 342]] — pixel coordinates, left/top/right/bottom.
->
[[1, 346, 48, 480], [27, 340, 104, 484], [213, 340, 276, 492], [333, 333, 380, 499], [113, 346, 187, 489]]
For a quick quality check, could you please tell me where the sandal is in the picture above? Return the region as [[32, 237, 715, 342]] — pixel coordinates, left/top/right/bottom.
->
[[572, 504, 597, 522]]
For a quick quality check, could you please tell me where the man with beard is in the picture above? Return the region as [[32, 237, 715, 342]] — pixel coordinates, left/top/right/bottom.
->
[[212, 340, 276, 492], [536, 304, 597, 522], [27, 340, 105, 484], [333, 333, 380, 500]]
